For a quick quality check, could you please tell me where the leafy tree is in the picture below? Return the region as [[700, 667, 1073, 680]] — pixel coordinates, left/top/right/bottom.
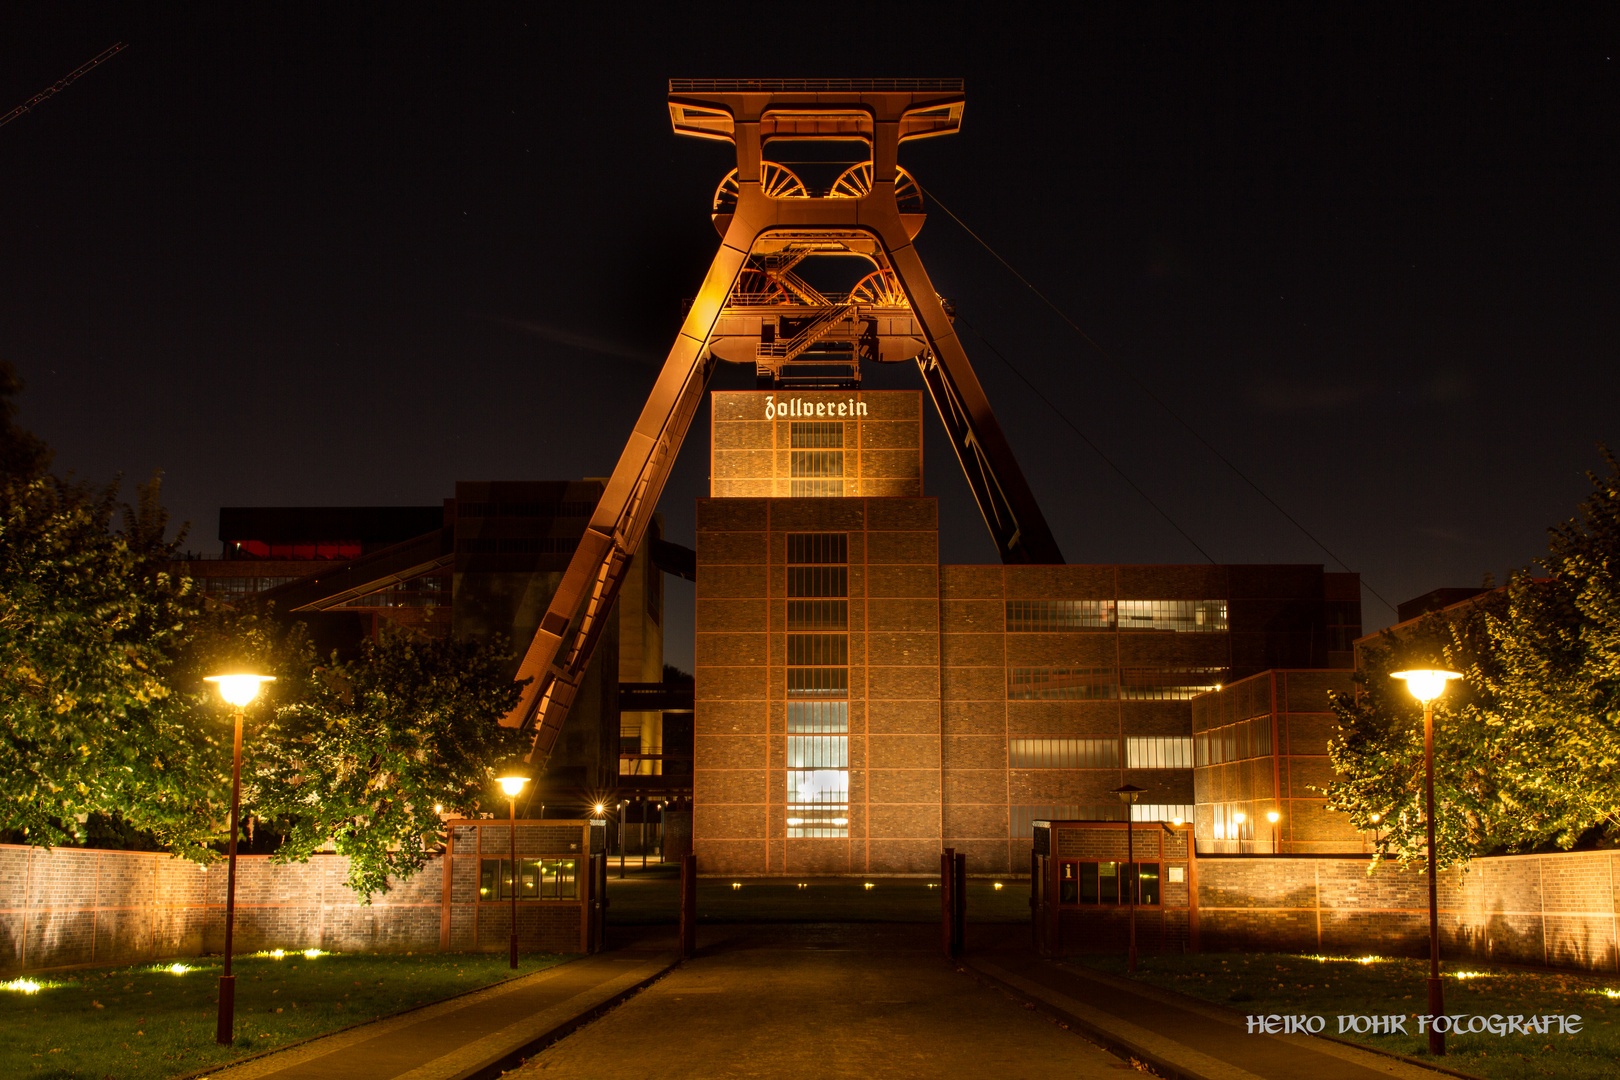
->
[[0, 364, 526, 896], [1326, 452, 1620, 869]]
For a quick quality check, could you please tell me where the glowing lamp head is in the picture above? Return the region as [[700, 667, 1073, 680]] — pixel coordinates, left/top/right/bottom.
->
[[1233, 811, 1246, 825], [494, 762, 530, 798], [1391, 668, 1461, 704], [1111, 782, 1146, 806], [1267, 811, 1280, 824], [1171, 817, 1184, 827], [205, 673, 275, 708], [1370, 812, 1381, 823], [593, 803, 606, 816]]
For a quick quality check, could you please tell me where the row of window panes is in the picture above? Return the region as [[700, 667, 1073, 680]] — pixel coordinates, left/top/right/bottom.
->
[[786, 735, 847, 769], [1126, 736, 1195, 769], [477, 858, 579, 901], [1005, 599, 1228, 633], [790, 422, 844, 449], [786, 533, 847, 565], [787, 599, 848, 630], [787, 766, 849, 837], [1009, 737, 1194, 770], [1009, 738, 1119, 769], [787, 667, 849, 697], [787, 566, 848, 597], [200, 576, 303, 594], [1131, 803, 1195, 823], [791, 450, 844, 478], [1009, 666, 1226, 701], [1058, 861, 1162, 906], [1211, 803, 1259, 841], [1195, 715, 1274, 766], [786, 633, 848, 665], [786, 701, 849, 733]]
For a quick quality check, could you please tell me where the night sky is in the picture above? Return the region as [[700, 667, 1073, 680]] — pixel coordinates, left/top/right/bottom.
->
[[5, 5, 1617, 670]]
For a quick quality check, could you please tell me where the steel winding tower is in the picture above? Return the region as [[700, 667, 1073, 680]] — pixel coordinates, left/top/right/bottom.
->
[[511, 79, 1063, 765]]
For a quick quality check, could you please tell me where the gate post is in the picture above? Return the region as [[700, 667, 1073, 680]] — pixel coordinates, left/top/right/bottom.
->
[[941, 848, 955, 959], [679, 853, 697, 959], [953, 851, 967, 955]]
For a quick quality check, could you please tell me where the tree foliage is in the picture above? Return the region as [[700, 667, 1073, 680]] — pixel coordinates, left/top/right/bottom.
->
[[0, 364, 524, 897], [1327, 451, 1620, 869]]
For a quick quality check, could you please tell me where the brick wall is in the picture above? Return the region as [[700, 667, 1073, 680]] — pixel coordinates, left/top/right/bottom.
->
[[1, 821, 590, 975], [1197, 851, 1620, 973]]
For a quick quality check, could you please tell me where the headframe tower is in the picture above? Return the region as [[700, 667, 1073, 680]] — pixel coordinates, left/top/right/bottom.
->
[[511, 79, 1063, 765]]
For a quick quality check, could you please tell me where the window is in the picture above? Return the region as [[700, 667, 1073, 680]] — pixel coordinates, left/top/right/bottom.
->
[[791, 421, 844, 448], [1125, 736, 1195, 769], [786, 533, 847, 564], [786, 534, 849, 837], [1059, 861, 1161, 906], [478, 858, 579, 900], [1005, 599, 1229, 632], [1195, 715, 1273, 766], [1006, 599, 1115, 632], [201, 576, 301, 595], [1119, 666, 1226, 701], [1009, 667, 1117, 700], [1008, 738, 1119, 769], [787, 566, 848, 597], [1117, 600, 1228, 633], [1131, 803, 1194, 824], [787, 599, 847, 629]]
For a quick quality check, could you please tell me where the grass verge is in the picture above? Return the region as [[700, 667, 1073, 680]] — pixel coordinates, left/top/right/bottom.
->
[[604, 872, 1030, 924], [1073, 951, 1620, 1080], [2, 950, 570, 1080]]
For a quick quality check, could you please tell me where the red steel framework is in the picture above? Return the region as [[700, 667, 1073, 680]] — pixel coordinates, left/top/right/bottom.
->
[[510, 79, 1064, 769]]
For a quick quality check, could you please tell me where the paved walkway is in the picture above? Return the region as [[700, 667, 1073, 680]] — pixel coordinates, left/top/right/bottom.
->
[[513, 923, 1132, 1079], [204, 936, 679, 1080], [965, 926, 1469, 1080]]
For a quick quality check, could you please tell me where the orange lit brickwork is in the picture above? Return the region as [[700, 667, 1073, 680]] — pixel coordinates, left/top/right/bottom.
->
[[710, 390, 922, 499]]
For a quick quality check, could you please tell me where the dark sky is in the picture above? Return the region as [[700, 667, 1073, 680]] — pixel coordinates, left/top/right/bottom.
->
[[5, 5, 1618, 671]]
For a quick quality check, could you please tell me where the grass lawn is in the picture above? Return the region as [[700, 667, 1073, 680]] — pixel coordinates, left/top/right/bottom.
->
[[2, 950, 570, 1080], [1074, 951, 1620, 1080], [605, 869, 1031, 924]]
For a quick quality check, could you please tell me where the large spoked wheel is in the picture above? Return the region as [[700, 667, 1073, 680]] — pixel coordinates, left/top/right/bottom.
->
[[829, 163, 924, 212], [849, 270, 909, 308], [712, 163, 809, 213]]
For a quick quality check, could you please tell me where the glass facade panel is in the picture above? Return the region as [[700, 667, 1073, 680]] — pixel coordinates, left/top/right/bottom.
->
[[789, 422, 844, 449], [1118, 666, 1226, 700], [1008, 666, 1117, 700], [787, 566, 848, 597], [785, 533, 849, 838], [1005, 599, 1115, 631], [1008, 737, 1120, 769], [1116, 599, 1228, 632], [786, 701, 849, 733], [786, 599, 848, 629], [1125, 736, 1195, 769]]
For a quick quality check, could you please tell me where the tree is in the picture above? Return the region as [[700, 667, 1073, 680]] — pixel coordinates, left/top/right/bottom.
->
[[1326, 451, 1620, 869], [245, 628, 524, 898], [0, 364, 526, 896]]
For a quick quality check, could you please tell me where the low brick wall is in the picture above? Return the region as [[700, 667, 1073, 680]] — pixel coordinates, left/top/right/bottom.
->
[[1197, 850, 1620, 973], [1, 820, 592, 975]]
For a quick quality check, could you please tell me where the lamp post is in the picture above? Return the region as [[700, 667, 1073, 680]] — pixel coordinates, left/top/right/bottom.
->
[[1233, 811, 1247, 854], [495, 764, 531, 970], [618, 799, 627, 878], [1266, 810, 1280, 854], [1392, 668, 1461, 1057], [204, 672, 276, 1046], [1111, 783, 1145, 972]]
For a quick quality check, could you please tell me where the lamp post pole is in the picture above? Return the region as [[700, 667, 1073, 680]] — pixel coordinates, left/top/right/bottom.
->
[[217, 703, 245, 1045], [1422, 694, 1443, 1056], [493, 765, 531, 971], [1111, 783, 1145, 973], [204, 673, 274, 1047], [508, 790, 519, 969], [1392, 668, 1460, 1058], [1268, 810, 1280, 854]]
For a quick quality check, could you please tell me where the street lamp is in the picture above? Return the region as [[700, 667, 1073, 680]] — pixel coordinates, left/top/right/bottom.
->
[[1392, 667, 1461, 1057], [1266, 810, 1280, 854], [203, 672, 275, 1046], [1233, 810, 1247, 854], [494, 763, 531, 970], [1111, 783, 1146, 972]]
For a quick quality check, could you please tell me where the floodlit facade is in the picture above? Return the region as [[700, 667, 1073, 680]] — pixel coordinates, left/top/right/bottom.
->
[[693, 391, 1362, 875]]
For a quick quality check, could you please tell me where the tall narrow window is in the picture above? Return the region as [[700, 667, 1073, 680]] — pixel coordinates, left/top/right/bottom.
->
[[790, 422, 845, 497], [785, 534, 849, 837]]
